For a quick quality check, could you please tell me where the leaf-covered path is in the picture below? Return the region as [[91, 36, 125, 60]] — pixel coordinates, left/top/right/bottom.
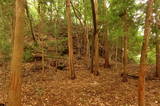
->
[[0, 62, 160, 106]]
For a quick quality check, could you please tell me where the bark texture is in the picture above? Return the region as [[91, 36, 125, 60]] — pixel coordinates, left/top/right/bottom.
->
[[156, 33, 160, 77], [66, 0, 76, 79], [122, 33, 128, 82], [90, 0, 99, 75], [8, 0, 25, 106], [103, 0, 111, 68], [138, 0, 154, 106], [122, 13, 128, 82], [156, 10, 160, 77]]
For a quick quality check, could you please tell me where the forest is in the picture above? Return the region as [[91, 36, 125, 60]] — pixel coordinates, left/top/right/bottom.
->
[[0, 0, 160, 106]]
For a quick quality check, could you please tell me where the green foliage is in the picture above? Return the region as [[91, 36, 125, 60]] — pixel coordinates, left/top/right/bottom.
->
[[148, 49, 156, 64], [0, 40, 11, 55], [0, 1, 13, 60], [0, 0, 158, 65], [0, 25, 11, 59], [128, 51, 140, 64], [24, 47, 33, 62]]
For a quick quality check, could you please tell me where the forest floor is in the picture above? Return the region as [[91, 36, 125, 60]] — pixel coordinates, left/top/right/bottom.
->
[[0, 59, 160, 106]]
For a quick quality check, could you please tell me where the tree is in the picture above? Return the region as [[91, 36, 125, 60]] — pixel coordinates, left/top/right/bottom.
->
[[138, 0, 154, 105], [83, 0, 90, 68], [8, 0, 25, 105], [25, 0, 36, 43], [122, 13, 129, 82], [90, 0, 99, 75], [66, 0, 76, 79], [156, 22, 160, 77], [155, 0, 160, 77], [103, 0, 111, 68]]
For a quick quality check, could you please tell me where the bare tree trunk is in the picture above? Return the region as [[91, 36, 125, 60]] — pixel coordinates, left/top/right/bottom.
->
[[94, 32, 99, 75], [90, 0, 99, 76], [115, 44, 118, 71], [25, 1, 36, 42], [8, 0, 25, 105], [104, 24, 111, 68], [120, 11, 129, 82], [37, 0, 45, 73], [83, 0, 90, 67], [138, 0, 154, 105], [94, 0, 99, 76], [66, 0, 76, 79], [41, 41, 45, 72], [103, 0, 111, 68], [54, 2, 60, 72], [121, 36, 124, 69], [155, 10, 160, 77], [156, 32, 160, 77], [122, 34, 128, 82], [85, 25, 90, 68]]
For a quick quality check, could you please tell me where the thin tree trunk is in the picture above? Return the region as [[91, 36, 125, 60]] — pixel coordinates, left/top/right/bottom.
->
[[91, 38, 94, 73], [121, 36, 124, 68], [8, 0, 25, 105], [83, 0, 89, 61], [94, 0, 99, 76], [103, 0, 111, 68], [86, 28, 90, 65], [90, 0, 97, 73], [70, 1, 84, 27], [156, 32, 160, 77], [155, 10, 160, 77], [104, 24, 111, 68], [84, 25, 90, 68], [94, 32, 99, 75], [115, 44, 118, 71], [121, 12, 129, 82], [37, 0, 45, 73], [122, 34, 128, 82], [90, 0, 99, 75], [66, 0, 76, 79], [138, 0, 154, 105], [25, 1, 36, 42], [54, 2, 60, 72], [41, 41, 45, 72]]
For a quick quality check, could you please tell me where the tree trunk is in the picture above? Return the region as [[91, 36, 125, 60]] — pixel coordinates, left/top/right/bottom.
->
[[25, 1, 36, 42], [122, 13, 129, 82], [90, 0, 99, 75], [122, 34, 128, 82], [103, 0, 111, 68], [66, 0, 76, 79], [155, 10, 160, 77], [138, 0, 154, 105], [156, 33, 160, 77], [104, 24, 111, 68], [121, 36, 124, 69], [37, 1, 45, 73], [86, 27, 90, 68], [115, 44, 118, 71], [8, 0, 25, 106], [94, 32, 99, 75], [83, 0, 90, 68]]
